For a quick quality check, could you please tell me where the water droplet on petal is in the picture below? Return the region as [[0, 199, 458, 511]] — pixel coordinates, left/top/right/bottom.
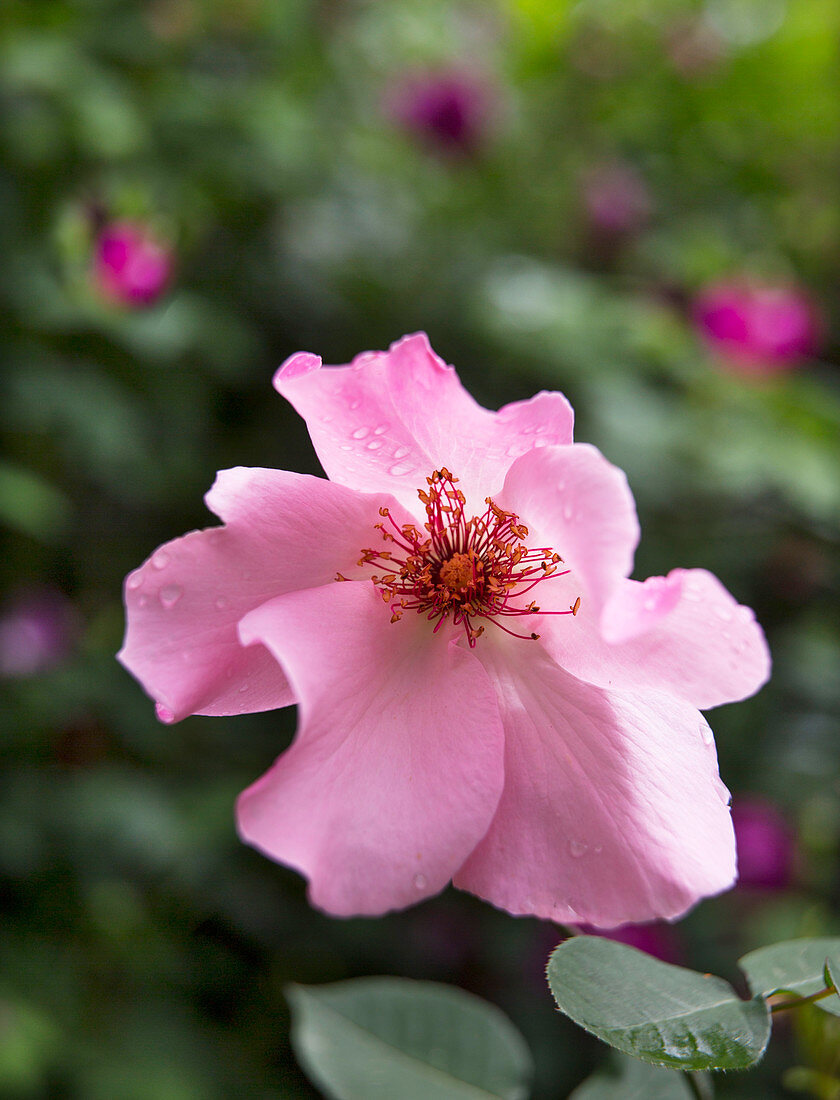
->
[[366, 439, 383, 450], [563, 505, 575, 521], [594, 845, 604, 854], [348, 398, 361, 410], [392, 445, 410, 460], [373, 424, 389, 435], [413, 873, 427, 890], [215, 596, 228, 610], [568, 838, 588, 858], [700, 721, 714, 745], [389, 462, 415, 476], [715, 605, 733, 622], [352, 427, 370, 440], [138, 594, 150, 608], [155, 703, 176, 724], [151, 550, 170, 570], [159, 584, 183, 609], [127, 571, 144, 590], [238, 683, 249, 694]]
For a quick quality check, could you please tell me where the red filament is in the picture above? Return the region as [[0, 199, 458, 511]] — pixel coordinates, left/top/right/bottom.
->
[[345, 468, 579, 647]]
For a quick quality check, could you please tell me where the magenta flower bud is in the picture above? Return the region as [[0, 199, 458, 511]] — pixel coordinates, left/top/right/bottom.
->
[[732, 797, 795, 891], [0, 589, 77, 678], [693, 280, 820, 374], [388, 70, 492, 156], [582, 162, 651, 238], [93, 220, 172, 307], [576, 920, 682, 963]]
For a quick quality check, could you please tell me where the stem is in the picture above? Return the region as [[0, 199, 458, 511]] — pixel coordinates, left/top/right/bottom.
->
[[682, 1071, 713, 1100], [770, 985, 838, 1014]]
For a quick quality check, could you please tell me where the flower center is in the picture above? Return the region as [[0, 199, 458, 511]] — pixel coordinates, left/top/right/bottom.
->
[[341, 468, 580, 647]]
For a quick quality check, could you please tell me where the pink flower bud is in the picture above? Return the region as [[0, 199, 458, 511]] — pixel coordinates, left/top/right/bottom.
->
[[732, 797, 796, 891], [93, 220, 172, 307], [694, 280, 820, 374], [582, 162, 651, 238], [388, 70, 492, 157], [0, 589, 77, 678]]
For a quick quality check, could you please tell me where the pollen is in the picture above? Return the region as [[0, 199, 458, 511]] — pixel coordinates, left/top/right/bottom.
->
[[352, 469, 580, 647]]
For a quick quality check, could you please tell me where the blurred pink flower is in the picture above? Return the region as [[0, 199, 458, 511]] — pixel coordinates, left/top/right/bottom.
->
[[0, 589, 76, 677], [119, 333, 770, 924], [587, 920, 683, 964], [388, 70, 492, 156], [694, 280, 820, 373], [93, 220, 172, 307], [582, 161, 651, 238], [732, 797, 795, 891]]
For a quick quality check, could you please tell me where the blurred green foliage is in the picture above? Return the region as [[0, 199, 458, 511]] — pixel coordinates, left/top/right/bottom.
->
[[1, 0, 839, 1096]]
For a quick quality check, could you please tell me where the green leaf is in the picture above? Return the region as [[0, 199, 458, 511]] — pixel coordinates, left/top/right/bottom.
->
[[546, 936, 770, 1071], [287, 978, 533, 1100], [739, 938, 840, 1017], [569, 1053, 703, 1098]]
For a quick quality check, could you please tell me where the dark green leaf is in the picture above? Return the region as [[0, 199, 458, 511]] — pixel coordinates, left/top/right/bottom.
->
[[287, 978, 533, 1100], [569, 1053, 704, 1098], [546, 936, 770, 1071], [739, 939, 840, 1017]]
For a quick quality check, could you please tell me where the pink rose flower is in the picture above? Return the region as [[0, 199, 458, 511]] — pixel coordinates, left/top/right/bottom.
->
[[693, 280, 820, 373], [119, 334, 770, 925], [93, 220, 172, 307]]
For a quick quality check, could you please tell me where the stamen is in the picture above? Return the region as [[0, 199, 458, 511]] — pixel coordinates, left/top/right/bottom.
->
[[357, 470, 580, 647]]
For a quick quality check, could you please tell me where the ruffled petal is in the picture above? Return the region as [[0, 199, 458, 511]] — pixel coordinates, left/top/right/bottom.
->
[[454, 636, 735, 927], [496, 443, 640, 615], [119, 468, 400, 722], [236, 581, 505, 916], [274, 332, 574, 513], [541, 568, 770, 710]]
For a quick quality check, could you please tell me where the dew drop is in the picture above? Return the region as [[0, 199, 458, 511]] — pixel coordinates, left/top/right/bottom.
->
[[715, 606, 733, 622], [321, 414, 334, 424], [389, 462, 415, 476], [594, 845, 604, 854], [159, 583, 183, 609], [215, 596, 228, 610], [505, 443, 521, 458], [340, 444, 353, 451], [413, 873, 427, 890], [127, 571, 144, 591], [563, 505, 575, 521], [138, 594, 150, 608], [373, 424, 389, 435], [238, 683, 249, 694], [349, 398, 361, 410], [151, 550, 170, 570], [365, 439, 383, 451], [155, 703, 176, 724], [351, 426, 370, 440], [521, 424, 535, 434], [392, 445, 410, 460], [568, 839, 588, 858], [700, 721, 714, 745]]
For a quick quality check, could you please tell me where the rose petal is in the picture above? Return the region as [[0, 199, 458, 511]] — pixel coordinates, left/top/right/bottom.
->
[[541, 568, 770, 710], [119, 468, 400, 721], [236, 581, 505, 916], [454, 636, 735, 926], [601, 574, 684, 644], [497, 443, 640, 615], [274, 332, 574, 514]]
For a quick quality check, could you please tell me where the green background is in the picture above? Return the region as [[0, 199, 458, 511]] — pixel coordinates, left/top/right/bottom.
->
[[2, 1, 839, 1096]]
